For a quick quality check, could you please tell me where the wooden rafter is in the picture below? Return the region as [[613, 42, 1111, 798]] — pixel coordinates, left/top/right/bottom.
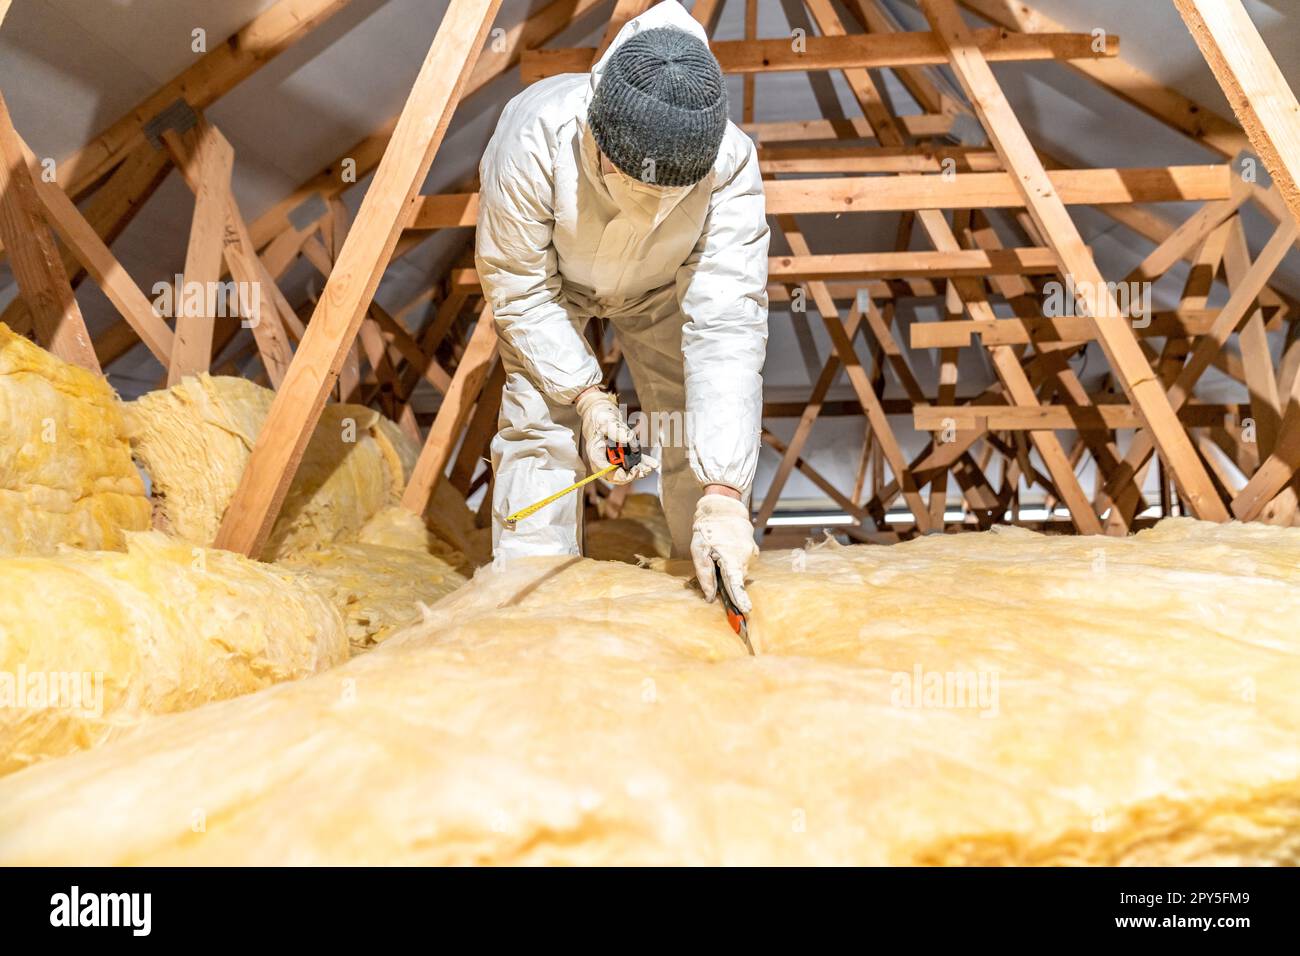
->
[[1173, 0, 1300, 231], [0, 92, 98, 370], [920, 0, 1228, 522], [52, 0, 355, 205], [214, 0, 504, 557], [166, 122, 234, 384], [18, 138, 174, 365]]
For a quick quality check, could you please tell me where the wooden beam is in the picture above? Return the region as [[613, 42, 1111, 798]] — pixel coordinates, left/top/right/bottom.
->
[[8, 144, 172, 365], [247, 0, 606, 251], [916, 209, 1102, 534], [404, 166, 1230, 228], [401, 307, 499, 514], [777, 215, 933, 531], [1173, 0, 1300, 230], [963, 207, 1135, 528], [909, 308, 1278, 349], [921, 0, 1228, 522], [743, 114, 953, 142], [370, 302, 452, 393], [1224, 217, 1282, 458], [691, 0, 725, 32], [396, 285, 470, 405], [215, 0, 504, 557], [470, 0, 612, 93], [1101, 217, 1300, 518], [760, 429, 873, 523], [407, 192, 480, 229], [741, 0, 756, 124], [520, 27, 1117, 81], [1121, 179, 1253, 284], [1233, 374, 1300, 521], [445, 249, 1057, 286], [448, 358, 506, 495], [960, 0, 1249, 160], [848, 0, 961, 118], [757, 143, 1001, 175], [0, 92, 98, 371], [768, 248, 1060, 281], [753, 300, 868, 534], [915, 403, 1249, 431], [53, 0, 355, 204], [956, 4, 1297, 319], [222, 208, 297, 386], [762, 166, 1232, 215], [19, 138, 175, 365], [167, 123, 235, 383], [596, 0, 653, 58], [163, 123, 297, 386], [1, 142, 171, 337]]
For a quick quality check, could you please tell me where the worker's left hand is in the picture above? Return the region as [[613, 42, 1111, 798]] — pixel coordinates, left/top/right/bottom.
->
[[575, 387, 658, 484], [691, 492, 759, 613]]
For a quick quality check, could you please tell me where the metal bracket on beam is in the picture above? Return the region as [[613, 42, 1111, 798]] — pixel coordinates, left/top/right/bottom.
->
[[143, 98, 200, 149], [287, 192, 330, 233]]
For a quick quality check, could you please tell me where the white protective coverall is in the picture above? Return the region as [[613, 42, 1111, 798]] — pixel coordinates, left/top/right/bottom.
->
[[477, 0, 769, 559]]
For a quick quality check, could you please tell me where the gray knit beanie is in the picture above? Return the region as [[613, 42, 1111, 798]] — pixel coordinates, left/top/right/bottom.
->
[[588, 26, 728, 188]]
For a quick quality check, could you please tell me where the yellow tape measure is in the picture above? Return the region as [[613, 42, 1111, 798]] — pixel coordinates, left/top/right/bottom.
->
[[503, 462, 620, 530]]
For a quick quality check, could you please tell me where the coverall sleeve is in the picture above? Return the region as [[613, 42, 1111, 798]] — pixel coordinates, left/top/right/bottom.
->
[[676, 135, 770, 494], [475, 122, 603, 404]]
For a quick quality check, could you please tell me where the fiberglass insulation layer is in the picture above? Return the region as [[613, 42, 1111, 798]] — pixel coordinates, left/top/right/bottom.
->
[[0, 533, 348, 777], [280, 538, 467, 651], [126, 374, 420, 560], [2, 519, 1299, 865], [0, 323, 150, 554]]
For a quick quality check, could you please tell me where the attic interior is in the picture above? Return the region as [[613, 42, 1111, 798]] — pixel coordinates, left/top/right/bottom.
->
[[1, 0, 1300, 870]]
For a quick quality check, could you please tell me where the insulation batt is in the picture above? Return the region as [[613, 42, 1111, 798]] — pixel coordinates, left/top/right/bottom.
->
[[362, 498, 483, 575], [281, 541, 466, 651], [2, 519, 1299, 865], [0, 323, 150, 554], [126, 375, 415, 559], [0, 533, 348, 777]]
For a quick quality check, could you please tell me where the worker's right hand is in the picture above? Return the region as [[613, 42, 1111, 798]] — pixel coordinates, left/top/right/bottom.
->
[[691, 493, 759, 613], [575, 387, 658, 485]]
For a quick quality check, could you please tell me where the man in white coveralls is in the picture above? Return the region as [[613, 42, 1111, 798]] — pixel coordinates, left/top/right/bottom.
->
[[476, 0, 770, 611]]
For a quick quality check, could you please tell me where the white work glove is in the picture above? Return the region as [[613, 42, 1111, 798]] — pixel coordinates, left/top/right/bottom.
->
[[574, 388, 658, 485], [691, 493, 759, 614]]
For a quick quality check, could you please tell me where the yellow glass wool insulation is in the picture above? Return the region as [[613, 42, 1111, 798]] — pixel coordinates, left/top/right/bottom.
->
[[0, 533, 348, 777], [2, 519, 1298, 865], [0, 323, 150, 554], [125, 375, 413, 559], [359, 503, 473, 573], [280, 539, 467, 650]]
